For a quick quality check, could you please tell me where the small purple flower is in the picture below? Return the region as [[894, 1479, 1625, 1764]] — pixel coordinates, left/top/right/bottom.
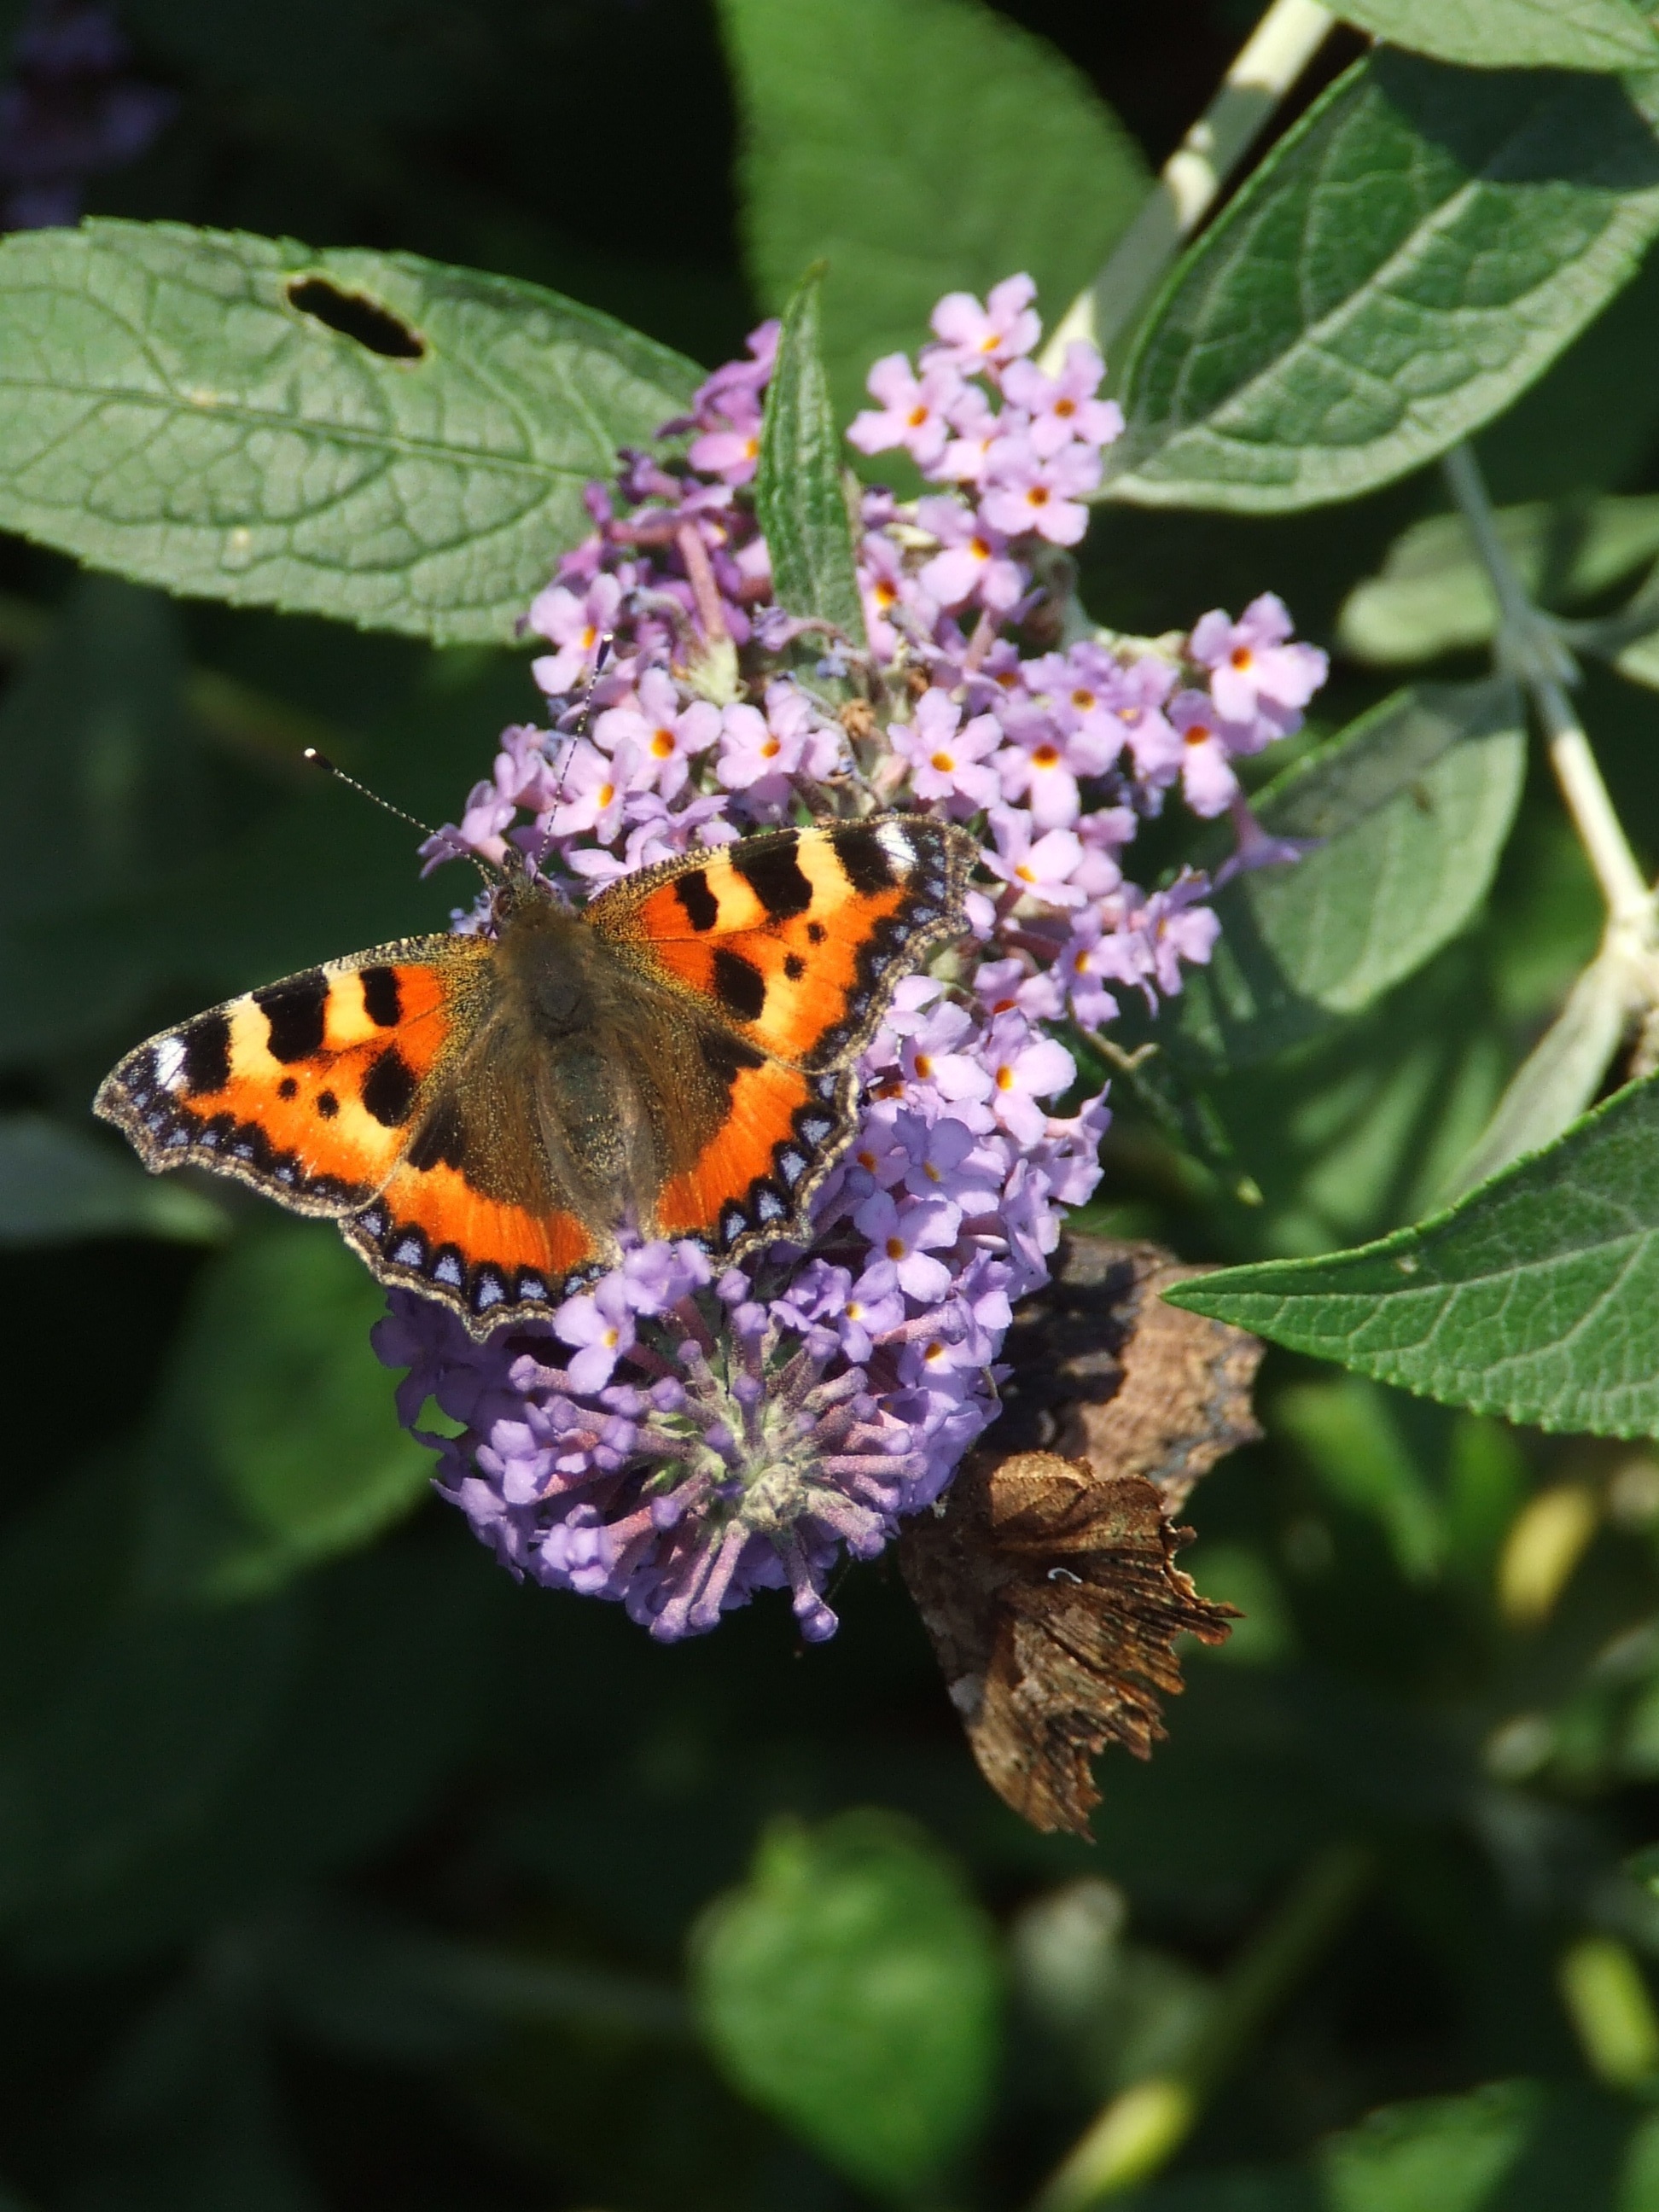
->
[[923, 272, 1042, 373], [983, 807, 1087, 908], [1189, 593, 1330, 734], [528, 573, 622, 697], [980, 434, 1100, 547], [1000, 342, 1124, 457], [852, 1190, 962, 1302], [847, 354, 964, 469], [915, 498, 1025, 615], [593, 668, 720, 800], [983, 1013, 1078, 1146], [888, 690, 1002, 810]]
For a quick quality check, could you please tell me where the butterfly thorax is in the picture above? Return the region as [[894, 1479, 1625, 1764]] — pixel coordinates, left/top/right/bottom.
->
[[490, 892, 665, 1232]]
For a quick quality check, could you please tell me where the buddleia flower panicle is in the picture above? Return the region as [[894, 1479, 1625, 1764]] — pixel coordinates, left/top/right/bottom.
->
[[377, 273, 1328, 1643]]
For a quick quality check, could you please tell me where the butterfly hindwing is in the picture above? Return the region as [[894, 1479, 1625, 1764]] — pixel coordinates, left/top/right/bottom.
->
[[589, 818, 977, 1071]]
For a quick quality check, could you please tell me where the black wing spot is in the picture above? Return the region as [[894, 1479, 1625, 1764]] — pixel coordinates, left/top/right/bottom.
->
[[734, 838, 813, 919], [359, 964, 402, 1026], [405, 1091, 467, 1173], [674, 869, 720, 932], [181, 1012, 232, 1096], [277, 1076, 299, 1101], [255, 972, 329, 1063], [285, 276, 425, 359], [713, 947, 767, 1022], [783, 952, 806, 981], [317, 1089, 340, 1120], [361, 1045, 418, 1127], [806, 920, 827, 945], [699, 1027, 767, 1099], [835, 824, 898, 895]]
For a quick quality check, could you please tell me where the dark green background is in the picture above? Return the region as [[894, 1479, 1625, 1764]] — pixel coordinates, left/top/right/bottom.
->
[[8, 2, 1659, 2207]]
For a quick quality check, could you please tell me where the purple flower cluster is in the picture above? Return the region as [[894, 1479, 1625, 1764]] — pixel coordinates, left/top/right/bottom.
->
[[0, 1, 174, 231], [375, 274, 1328, 1643]]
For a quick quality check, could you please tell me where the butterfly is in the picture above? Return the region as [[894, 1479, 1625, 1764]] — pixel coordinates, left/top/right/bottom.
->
[[95, 817, 977, 1337]]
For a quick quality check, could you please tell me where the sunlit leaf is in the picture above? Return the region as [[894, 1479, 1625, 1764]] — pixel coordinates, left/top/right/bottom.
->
[[1167, 1072, 1659, 1439], [1106, 55, 1659, 512], [1335, 0, 1659, 72]]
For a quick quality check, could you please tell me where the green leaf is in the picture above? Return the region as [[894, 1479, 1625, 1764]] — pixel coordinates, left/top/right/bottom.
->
[[1104, 55, 1659, 513], [0, 1115, 226, 1245], [0, 220, 701, 643], [137, 1221, 434, 1604], [753, 264, 865, 643], [1166, 1071, 1659, 1439], [1173, 682, 1525, 1069], [693, 1810, 1000, 2198], [719, 0, 1150, 432], [1339, 495, 1659, 665], [1335, 0, 1659, 73]]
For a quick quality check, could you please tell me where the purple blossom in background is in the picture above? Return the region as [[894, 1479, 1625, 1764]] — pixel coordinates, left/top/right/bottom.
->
[[377, 274, 1330, 1644], [0, 1, 174, 230]]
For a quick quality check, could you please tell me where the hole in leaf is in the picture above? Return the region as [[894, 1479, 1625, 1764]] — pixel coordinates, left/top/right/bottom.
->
[[285, 277, 426, 360]]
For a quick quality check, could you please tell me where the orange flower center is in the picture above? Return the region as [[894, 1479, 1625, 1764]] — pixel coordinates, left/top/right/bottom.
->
[[1033, 744, 1060, 768], [1231, 645, 1253, 669], [650, 729, 674, 757]]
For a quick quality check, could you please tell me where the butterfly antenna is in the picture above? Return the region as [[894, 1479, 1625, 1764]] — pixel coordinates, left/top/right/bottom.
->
[[303, 750, 498, 889], [533, 632, 615, 875]]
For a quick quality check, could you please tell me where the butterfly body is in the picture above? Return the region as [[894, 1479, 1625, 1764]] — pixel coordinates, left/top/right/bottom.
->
[[95, 818, 976, 1337]]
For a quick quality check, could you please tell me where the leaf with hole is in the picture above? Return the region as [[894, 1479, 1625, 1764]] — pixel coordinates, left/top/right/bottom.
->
[[719, 0, 1149, 434], [1104, 55, 1659, 512], [1171, 681, 1525, 1069], [1167, 1072, 1659, 1439], [1335, 0, 1659, 72], [753, 264, 865, 643], [693, 1811, 1000, 2198], [0, 221, 701, 643]]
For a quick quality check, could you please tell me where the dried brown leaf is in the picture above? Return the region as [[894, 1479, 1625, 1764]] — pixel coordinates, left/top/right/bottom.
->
[[899, 1237, 1262, 1837]]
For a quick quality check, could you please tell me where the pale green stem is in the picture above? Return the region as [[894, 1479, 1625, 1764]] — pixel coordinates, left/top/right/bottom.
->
[[1029, 1843, 1372, 2211], [1442, 445, 1657, 937], [1039, 0, 1335, 375]]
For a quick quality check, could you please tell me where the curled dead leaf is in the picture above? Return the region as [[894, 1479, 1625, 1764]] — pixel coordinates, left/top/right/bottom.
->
[[899, 1237, 1263, 1837]]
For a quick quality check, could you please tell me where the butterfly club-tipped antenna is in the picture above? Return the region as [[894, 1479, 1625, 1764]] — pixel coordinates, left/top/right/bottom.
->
[[301, 748, 499, 891], [531, 632, 616, 877]]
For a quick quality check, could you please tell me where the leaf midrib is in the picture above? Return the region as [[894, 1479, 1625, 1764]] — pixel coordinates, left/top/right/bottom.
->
[[0, 370, 591, 489]]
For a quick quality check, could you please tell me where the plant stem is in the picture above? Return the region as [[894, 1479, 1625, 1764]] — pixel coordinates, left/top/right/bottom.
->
[[1029, 1842, 1372, 2210], [1040, 0, 1334, 374], [1442, 444, 1656, 934]]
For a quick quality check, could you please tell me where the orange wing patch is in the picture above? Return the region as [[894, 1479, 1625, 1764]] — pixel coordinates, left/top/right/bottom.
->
[[654, 1048, 847, 1260], [92, 945, 470, 1219], [591, 817, 975, 1071], [344, 1159, 601, 1327]]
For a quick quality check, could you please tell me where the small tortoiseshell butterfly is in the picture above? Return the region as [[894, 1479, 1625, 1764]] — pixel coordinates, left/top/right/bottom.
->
[[95, 818, 976, 1337]]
